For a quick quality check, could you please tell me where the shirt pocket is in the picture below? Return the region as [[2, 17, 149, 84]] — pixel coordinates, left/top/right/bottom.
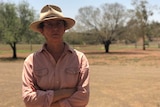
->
[[34, 68, 49, 89], [64, 67, 80, 87]]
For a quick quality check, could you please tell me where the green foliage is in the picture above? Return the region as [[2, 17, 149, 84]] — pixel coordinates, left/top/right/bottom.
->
[[149, 22, 160, 39], [0, 3, 19, 43], [0, 1, 41, 58], [0, 1, 43, 44]]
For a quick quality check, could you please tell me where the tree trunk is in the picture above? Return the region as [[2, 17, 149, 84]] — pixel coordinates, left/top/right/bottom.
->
[[135, 42, 137, 48], [142, 35, 146, 50], [9, 42, 17, 59], [103, 40, 111, 53]]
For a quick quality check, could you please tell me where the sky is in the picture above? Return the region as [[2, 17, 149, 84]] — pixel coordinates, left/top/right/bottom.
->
[[6, 0, 160, 22]]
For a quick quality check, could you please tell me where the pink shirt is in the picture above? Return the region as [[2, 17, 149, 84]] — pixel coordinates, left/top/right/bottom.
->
[[22, 43, 90, 107]]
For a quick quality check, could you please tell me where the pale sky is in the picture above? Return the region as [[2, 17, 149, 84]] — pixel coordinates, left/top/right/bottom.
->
[[6, 0, 160, 22]]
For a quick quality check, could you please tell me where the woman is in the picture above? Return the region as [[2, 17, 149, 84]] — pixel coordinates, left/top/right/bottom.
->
[[22, 5, 90, 107]]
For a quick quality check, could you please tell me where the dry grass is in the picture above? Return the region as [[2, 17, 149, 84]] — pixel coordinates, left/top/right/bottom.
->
[[88, 65, 160, 107], [0, 62, 25, 107], [0, 44, 160, 107]]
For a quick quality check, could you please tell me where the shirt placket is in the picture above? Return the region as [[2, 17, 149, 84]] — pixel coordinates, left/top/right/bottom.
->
[[53, 52, 67, 90]]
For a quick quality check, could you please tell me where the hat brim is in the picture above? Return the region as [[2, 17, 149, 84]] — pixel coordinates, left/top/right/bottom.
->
[[30, 17, 75, 33]]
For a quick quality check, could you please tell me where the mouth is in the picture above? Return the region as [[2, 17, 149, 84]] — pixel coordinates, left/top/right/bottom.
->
[[51, 34, 60, 38], [52, 33, 59, 36]]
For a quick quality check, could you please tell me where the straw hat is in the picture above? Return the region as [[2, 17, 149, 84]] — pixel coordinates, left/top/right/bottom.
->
[[30, 5, 75, 33]]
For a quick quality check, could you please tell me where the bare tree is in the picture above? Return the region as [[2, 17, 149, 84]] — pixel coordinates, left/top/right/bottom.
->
[[100, 3, 127, 52], [75, 6, 101, 31], [75, 3, 127, 53]]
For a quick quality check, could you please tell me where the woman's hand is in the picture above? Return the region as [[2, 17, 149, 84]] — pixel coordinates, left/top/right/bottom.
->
[[53, 88, 76, 103]]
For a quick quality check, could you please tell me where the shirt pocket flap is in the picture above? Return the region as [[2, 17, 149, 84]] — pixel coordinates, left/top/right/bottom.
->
[[34, 68, 48, 77], [65, 67, 80, 75]]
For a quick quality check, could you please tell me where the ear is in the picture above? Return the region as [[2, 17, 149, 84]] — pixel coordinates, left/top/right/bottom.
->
[[39, 28, 44, 35]]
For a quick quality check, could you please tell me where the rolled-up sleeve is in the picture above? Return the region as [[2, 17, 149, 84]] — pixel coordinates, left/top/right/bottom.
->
[[59, 54, 90, 107], [22, 55, 54, 107]]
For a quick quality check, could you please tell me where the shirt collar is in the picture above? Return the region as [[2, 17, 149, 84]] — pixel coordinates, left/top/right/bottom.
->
[[40, 42, 74, 54]]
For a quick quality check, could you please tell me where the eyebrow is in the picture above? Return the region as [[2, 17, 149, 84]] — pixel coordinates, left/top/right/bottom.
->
[[44, 20, 67, 27]]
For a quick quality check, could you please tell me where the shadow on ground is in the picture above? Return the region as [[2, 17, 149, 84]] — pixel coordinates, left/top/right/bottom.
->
[[0, 57, 25, 62], [84, 51, 149, 55]]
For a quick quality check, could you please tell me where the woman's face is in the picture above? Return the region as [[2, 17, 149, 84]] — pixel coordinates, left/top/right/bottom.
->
[[41, 19, 66, 43]]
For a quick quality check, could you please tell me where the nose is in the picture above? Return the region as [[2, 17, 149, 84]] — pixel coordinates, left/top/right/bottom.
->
[[52, 26, 58, 31]]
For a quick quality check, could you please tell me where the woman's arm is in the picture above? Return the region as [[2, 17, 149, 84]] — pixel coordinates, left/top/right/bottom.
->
[[22, 59, 54, 107], [53, 88, 76, 102]]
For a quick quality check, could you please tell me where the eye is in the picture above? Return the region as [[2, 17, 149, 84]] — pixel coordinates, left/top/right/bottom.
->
[[44, 21, 64, 28], [57, 21, 64, 26], [44, 23, 53, 28]]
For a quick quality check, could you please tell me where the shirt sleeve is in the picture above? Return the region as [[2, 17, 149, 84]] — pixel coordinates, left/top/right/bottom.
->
[[22, 56, 54, 107], [59, 53, 90, 107]]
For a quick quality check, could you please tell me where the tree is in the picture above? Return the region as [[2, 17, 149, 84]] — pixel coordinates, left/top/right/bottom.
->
[[148, 21, 160, 48], [150, 22, 160, 39], [17, 1, 41, 50], [17, 1, 35, 43], [75, 3, 127, 53], [0, 1, 35, 58], [125, 18, 141, 47], [131, 0, 153, 50], [0, 3, 19, 58], [100, 3, 127, 52]]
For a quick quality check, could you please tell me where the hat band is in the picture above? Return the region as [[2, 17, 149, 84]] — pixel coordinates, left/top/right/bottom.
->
[[40, 14, 63, 20], [44, 15, 56, 19]]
